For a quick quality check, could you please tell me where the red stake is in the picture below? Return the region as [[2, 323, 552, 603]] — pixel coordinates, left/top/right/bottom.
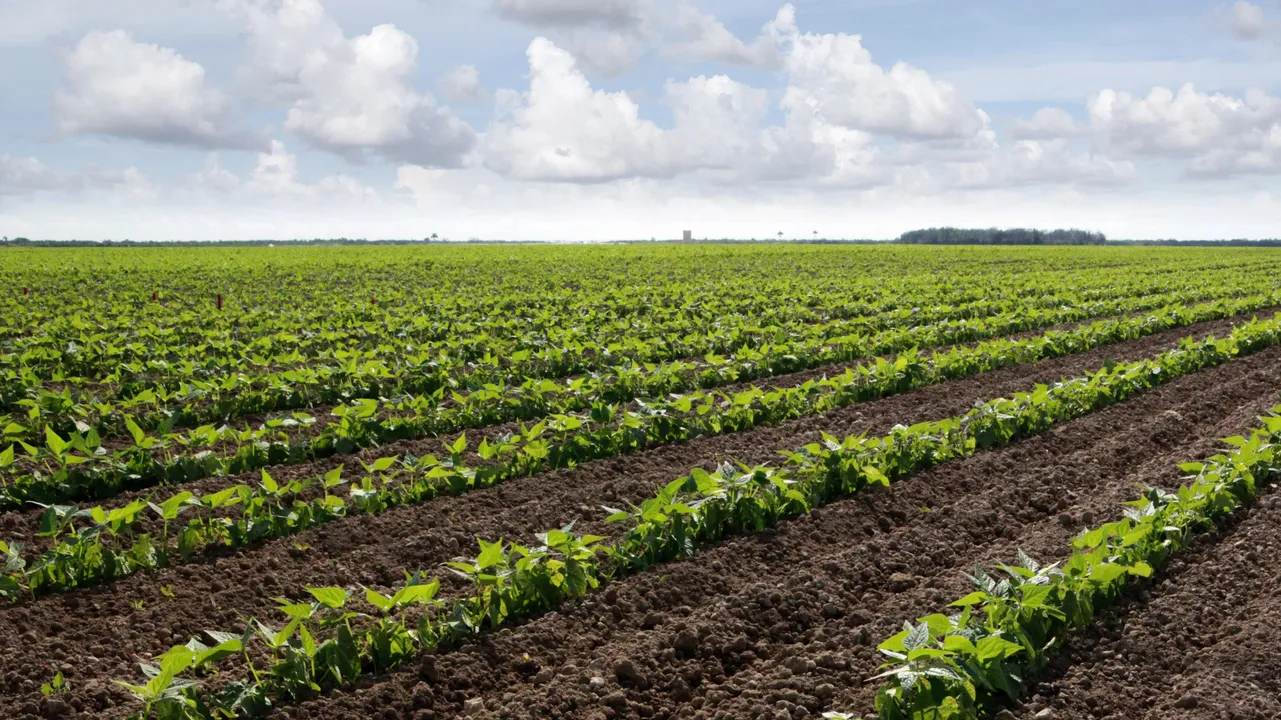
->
[[370, 297, 377, 305], [217, 293, 223, 311], [151, 291, 157, 302], [23, 288, 28, 296]]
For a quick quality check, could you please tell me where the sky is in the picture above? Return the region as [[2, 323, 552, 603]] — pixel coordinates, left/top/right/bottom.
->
[[1, 0, 1280, 241]]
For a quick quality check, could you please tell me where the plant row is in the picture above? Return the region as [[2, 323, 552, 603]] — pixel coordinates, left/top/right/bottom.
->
[[10, 250, 1161, 384], [855, 412, 1281, 720], [102, 302, 1281, 719], [2, 293, 1276, 520], [9, 268, 1259, 438]]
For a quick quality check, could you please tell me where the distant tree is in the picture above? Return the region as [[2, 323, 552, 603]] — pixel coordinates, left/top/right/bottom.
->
[[898, 227, 1106, 245]]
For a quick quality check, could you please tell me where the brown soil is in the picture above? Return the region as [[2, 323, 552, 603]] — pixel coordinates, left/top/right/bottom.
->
[[260, 342, 1281, 720], [0, 316, 1278, 720], [0, 308, 1266, 542], [0, 295, 1158, 469], [1009, 493, 1281, 720]]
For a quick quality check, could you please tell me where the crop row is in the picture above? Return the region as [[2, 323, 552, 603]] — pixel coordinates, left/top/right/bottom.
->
[[11, 245, 1250, 347], [9, 251, 1181, 383], [8, 252, 1275, 414], [2, 293, 1275, 518], [2, 296, 1236, 597], [855, 413, 1281, 720], [8, 264, 1265, 434], [8, 276, 1267, 453], [102, 304, 1281, 719]]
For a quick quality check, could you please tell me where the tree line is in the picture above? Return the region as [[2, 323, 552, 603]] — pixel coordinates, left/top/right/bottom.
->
[[897, 227, 1107, 245]]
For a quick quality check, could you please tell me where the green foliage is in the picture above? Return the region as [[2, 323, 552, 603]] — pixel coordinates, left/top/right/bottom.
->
[[4, 246, 1281, 511], [107, 316, 1281, 718], [868, 413, 1281, 719]]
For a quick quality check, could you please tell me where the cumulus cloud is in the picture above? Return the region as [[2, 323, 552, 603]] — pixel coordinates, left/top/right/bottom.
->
[[563, 29, 652, 76], [0, 155, 69, 195], [953, 140, 1135, 188], [1229, 1, 1266, 39], [482, 36, 878, 186], [487, 0, 658, 76], [438, 65, 487, 103], [666, 5, 781, 69], [483, 13, 1130, 193], [664, 75, 771, 169], [54, 30, 259, 149], [492, 0, 648, 29], [196, 141, 377, 201], [1010, 108, 1087, 139], [483, 38, 669, 182], [769, 6, 986, 139], [0, 153, 161, 200], [220, 0, 475, 166], [1087, 84, 1281, 176], [84, 165, 158, 200]]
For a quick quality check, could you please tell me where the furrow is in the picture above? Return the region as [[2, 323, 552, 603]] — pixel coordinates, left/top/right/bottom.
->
[[0, 317, 1277, 718], [247, 342, 1281, 720]]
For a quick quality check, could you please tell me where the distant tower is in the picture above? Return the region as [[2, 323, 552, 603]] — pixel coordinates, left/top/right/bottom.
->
[[682, 230, 692, 242]]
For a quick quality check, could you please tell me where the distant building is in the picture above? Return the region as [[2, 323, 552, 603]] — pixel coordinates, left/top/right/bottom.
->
[[682, 230, 692, 241]]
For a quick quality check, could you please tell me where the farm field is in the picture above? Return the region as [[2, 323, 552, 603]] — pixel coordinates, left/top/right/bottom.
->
[[2, 243, 1281, 720]]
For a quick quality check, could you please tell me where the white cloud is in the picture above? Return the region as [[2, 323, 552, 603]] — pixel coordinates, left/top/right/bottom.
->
[[220, 0, 475, 166], [1010, 108, 1087, 139], [483, 38, 669, 182], [54, 29, 258, 149], [483, 23, 1118, 192], [487, 0, 659, 76], [666, 5, 781, 70], [1229, 1, 1266, 39], [664, 75, 770, 169], [769, 5, 986, 139], [0, 155, 68, 195], [563, 28, 651, 76], [1088, 84, 1281, 176], [940, 58, 1281, 104], [0, 153, 161, 200], [438, 65, 487, 103], [953, 139, 1136, 188], [492, 0, 648, 29], [482, 38, 846, 184], [196, 140, 377, 201], [84, 165, 158, 200]]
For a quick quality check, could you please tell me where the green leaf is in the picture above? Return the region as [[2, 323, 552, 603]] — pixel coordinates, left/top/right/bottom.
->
[[1018, 583, 1053, 609], [125, 416, 146, 446], [1088, 563, 1129, 584], [975, 635, 1023, 661], [307, 587, 349, 609], [863, 465, 890, 486], [202, 485, 242, 508], [902, 622, 931, 652], [949, 591, 989, 607], [194, 637, 243, 667], [943, 635, 979, 655], [477, 539, 505, 570], [261, 469, 278, 494], [364, 587, 394, 613], [392, 578, 440, 607], [44, 426, 66, 455]]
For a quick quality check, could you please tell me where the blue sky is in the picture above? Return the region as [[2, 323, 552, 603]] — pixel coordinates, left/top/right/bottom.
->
[[1, 0, 1279, 240]]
